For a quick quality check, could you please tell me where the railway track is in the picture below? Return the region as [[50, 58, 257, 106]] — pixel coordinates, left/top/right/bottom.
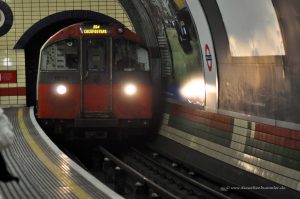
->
[[48, 133, 261, 199], [98, 146, 244, 199], [100, 146, 179, 199]]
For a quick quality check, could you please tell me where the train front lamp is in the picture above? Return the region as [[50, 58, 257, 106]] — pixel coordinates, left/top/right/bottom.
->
[[124, 83, 137, 96], [56, 85, 67, 95]]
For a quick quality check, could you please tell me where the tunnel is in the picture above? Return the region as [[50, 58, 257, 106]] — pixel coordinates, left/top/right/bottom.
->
[[1, 0, 300, 198]]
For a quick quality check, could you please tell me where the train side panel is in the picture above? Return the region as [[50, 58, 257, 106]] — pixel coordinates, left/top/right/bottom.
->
[[38, 83, 81, 119], [113, 83, 152, 119], [37, 22, 152, 129], [83, 84, 110, 113]]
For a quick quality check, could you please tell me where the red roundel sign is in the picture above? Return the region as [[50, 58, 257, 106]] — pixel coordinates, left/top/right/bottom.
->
[[205, 44, 212, 72]]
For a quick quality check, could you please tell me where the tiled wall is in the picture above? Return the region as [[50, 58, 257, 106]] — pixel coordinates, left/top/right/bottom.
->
[[160, 102, 300, 191], [0, 0, 132, 106]]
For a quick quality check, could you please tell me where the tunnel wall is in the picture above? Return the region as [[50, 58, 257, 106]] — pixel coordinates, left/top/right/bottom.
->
[[152, 0, 300, 192], [272, 0, 300, 124], [199, 0, 288, 123], [0, 0, 133, 106], [196, 0, 300, 127], [159, 102, 300, 191]]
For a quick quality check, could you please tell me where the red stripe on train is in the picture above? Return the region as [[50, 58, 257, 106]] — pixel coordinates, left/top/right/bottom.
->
[[38, 84, 81, 119], [113, 84, 152, 119], [38, 83, 152, 119]]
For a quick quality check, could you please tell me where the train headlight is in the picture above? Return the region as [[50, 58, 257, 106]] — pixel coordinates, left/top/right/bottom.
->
[[56, 85, 67, 95], [124, 83, 137, 96]]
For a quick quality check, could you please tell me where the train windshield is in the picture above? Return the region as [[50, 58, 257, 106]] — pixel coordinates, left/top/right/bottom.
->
[[86, 38, 106, 71], [40, 39, 79, 71], [114, 39, 150, 72]]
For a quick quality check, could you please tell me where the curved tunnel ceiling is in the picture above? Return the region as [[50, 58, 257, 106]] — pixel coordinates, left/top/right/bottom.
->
[[14, 10, 125, 49]]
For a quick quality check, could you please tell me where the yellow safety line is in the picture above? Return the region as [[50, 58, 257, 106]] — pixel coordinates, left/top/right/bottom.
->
[[18, 108, 92, 199]]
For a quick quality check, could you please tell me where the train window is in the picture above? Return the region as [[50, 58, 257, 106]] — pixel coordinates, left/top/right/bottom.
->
[[41, 39, 79, 71], [86, 38, 106, 71], [113, 39, 150, 72]]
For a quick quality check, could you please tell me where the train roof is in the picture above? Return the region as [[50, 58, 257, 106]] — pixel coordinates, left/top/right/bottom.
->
[[45, 22, 143, 45]]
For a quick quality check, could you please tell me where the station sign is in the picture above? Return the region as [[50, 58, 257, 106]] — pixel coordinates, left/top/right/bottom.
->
[[0, 71, 17, 83], [80, 24, 111, 35], [205, 44, 213, 72]]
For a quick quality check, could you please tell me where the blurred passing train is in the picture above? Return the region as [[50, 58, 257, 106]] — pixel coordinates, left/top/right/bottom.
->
[[36, 22, 152, 133]]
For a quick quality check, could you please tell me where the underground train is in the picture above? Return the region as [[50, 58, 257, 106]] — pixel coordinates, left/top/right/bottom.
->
[[36, 22, 152, 132]]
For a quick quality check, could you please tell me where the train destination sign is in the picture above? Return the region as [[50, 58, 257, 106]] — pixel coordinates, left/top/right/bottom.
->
[[80, 25, 110, 34]]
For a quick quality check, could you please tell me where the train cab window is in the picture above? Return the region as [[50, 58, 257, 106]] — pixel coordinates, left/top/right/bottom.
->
[[86, 38, 106, 71], [40, 39, 79, 71], [114, 39, 150, 72]]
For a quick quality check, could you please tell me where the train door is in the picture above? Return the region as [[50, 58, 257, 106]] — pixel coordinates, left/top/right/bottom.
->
[[81, 37, 112, 116]]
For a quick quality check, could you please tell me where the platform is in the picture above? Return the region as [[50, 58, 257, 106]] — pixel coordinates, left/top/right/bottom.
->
[[0, 107, 123, 199]]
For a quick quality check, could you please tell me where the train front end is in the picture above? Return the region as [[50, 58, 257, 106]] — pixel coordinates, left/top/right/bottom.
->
[[36, 22, 152, 132]]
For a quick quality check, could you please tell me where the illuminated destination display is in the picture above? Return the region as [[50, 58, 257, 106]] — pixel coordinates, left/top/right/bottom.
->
[[81, 25, 110, 34]]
